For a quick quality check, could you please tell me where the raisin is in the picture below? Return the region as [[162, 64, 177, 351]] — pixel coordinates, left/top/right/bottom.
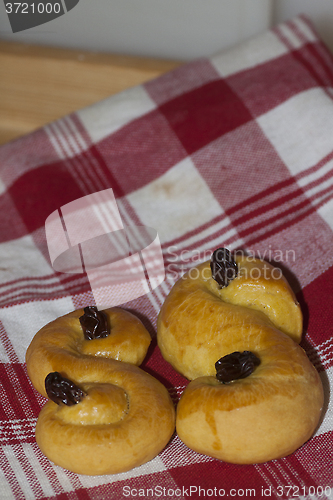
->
[[215, 351, 260, 383], [210, 248, 238, 288], [45, 372, 86, 406], [79, 306, 109, 340]]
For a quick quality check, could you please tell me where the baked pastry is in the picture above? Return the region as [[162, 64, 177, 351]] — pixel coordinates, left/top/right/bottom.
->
[[157, 249, 324, 464], [26, 306, 175, 475]]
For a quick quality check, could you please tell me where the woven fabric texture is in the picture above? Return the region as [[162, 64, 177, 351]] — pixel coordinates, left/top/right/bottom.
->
[[0, 15, 332, 500]]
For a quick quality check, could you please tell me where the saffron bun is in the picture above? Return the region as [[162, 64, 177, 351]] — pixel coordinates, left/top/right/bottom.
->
[[26, 307, 175, 475], [157, 252, 324, 464]]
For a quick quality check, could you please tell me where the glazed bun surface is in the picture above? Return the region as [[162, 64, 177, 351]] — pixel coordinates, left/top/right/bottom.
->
[[26, 307, 175, 475], [157, 253, 323, 464]]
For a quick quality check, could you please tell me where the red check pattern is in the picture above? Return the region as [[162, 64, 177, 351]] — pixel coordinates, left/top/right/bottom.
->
[[0, 15, 333, 500]]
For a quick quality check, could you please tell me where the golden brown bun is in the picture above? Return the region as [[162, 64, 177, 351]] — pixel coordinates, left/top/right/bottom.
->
[[26, 308, 151, 397], [157, 255, 324, 464], [26, 307, 175, 475]]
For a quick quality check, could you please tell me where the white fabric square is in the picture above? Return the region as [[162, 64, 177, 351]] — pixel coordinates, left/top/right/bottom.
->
[[0, 297, 73, 363], [127, 158, 223, 242], [257, 88, 333, 176], [77, 85, 156, 143], [211, 30, 287, 77], [0, 234, 53, 285]]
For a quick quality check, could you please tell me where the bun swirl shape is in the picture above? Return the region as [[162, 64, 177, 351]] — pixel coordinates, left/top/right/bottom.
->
[[157, 249, 324, 464], [26, 307, 175, 475]]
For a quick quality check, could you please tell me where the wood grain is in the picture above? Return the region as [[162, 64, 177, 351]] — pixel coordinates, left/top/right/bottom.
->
[[0, 41, 180, 145]]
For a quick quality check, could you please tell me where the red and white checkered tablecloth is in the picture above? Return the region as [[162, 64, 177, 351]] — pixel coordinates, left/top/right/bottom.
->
[[0, 14, 333, 500]]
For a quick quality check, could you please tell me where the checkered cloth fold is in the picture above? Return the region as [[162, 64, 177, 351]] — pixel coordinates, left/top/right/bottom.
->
[[0, 14, 332, 500]]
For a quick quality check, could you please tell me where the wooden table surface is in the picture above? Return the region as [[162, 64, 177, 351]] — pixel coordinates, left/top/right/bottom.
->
[[0, 41, 180, 146]]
